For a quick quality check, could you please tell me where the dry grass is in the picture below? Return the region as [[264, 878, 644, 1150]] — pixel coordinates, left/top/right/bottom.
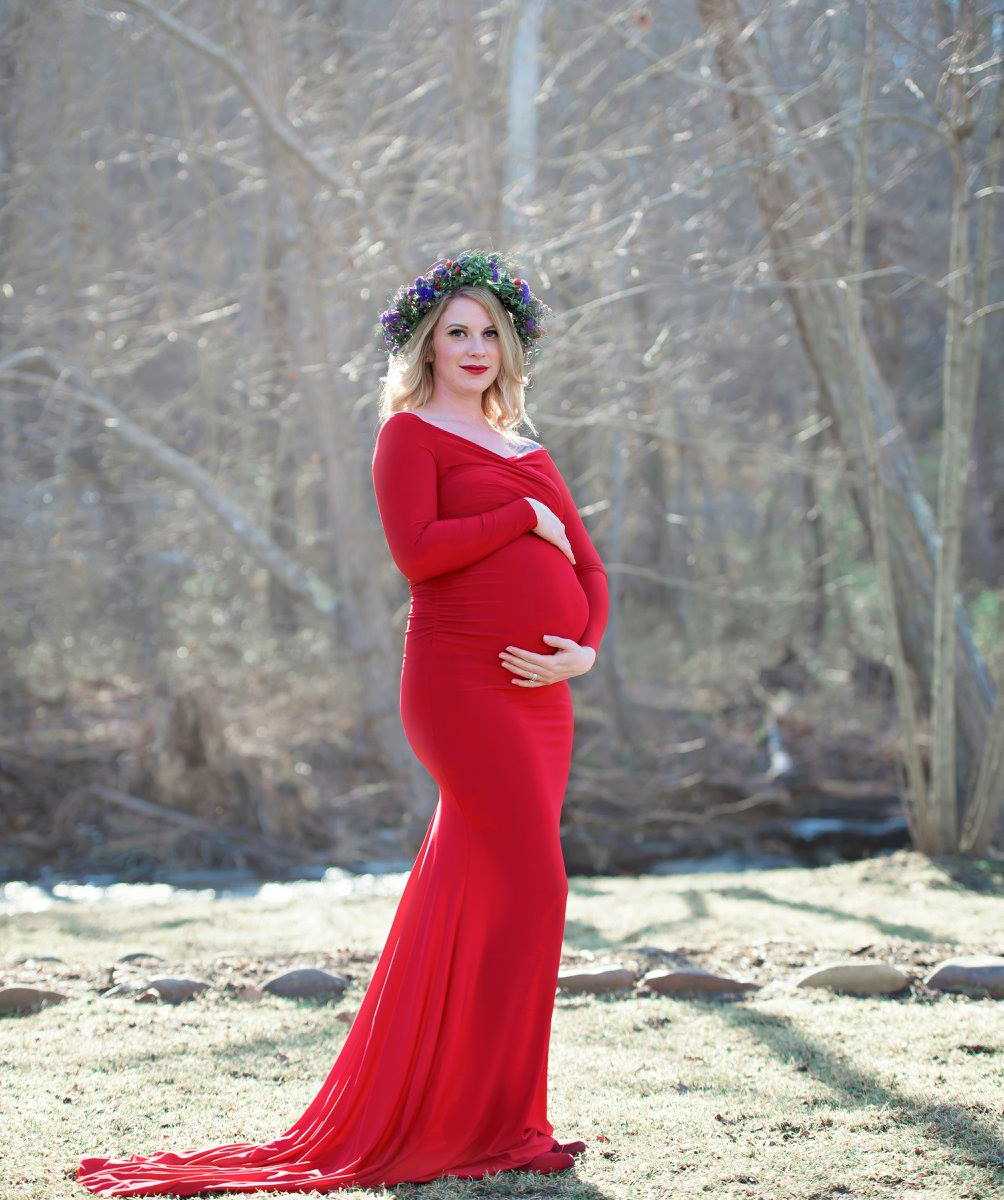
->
[[2, 849, 1002, 1200]]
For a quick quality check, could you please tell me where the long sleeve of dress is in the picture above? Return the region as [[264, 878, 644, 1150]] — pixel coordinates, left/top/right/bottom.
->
[[371, 414, 538, 585], [539, 456, 610, 653]]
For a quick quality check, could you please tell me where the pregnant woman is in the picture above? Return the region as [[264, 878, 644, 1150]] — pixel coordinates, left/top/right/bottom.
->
[[77, 250, 608, 1196]]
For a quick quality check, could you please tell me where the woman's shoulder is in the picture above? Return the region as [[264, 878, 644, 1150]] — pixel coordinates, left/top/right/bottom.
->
[[379, 409, 420, 431], [375, 410, 430, 444], [371, 411, 438, 468]]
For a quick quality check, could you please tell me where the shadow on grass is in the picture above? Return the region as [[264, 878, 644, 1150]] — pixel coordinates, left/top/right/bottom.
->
[[47, 915, 143, 942], [384, 1158, 609, 1197], [567, 881, 951, 952], [51, 912, 207, 940], [567, 879, 616, 899], [927, 855, 1004, 896], [90, 1004, 363, 1068], [707, 1000, 1004, 1187], [565, 887, 712, 952], [707, 885, 943, 943]]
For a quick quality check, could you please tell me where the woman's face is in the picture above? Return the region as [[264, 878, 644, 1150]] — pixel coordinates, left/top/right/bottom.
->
[[427, 295, 501, 396]]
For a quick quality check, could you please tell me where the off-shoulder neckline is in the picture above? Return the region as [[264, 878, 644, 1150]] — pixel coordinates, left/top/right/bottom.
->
[[395, 410, 549, 462]]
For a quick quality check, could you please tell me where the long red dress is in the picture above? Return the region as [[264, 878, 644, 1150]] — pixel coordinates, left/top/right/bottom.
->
[[76, 408, 609, 1196]]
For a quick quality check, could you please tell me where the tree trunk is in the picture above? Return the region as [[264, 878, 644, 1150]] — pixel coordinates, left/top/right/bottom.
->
[[502, 0, 544, 242], [696, 0, 1000, 852], [238, 1, 302, 639]]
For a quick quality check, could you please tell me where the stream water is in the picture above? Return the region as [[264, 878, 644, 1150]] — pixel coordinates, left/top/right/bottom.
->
[[1, 850, 811, 915]]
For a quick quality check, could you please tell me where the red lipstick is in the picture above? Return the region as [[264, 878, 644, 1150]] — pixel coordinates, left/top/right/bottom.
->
[[461, 365, 488, 374]]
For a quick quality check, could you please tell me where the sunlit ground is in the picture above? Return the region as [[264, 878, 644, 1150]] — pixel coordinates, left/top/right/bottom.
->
[[2, 849, 1001, 1200]]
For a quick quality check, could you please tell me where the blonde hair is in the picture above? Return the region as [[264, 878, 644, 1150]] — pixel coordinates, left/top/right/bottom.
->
[[376, 287, 539, 438]]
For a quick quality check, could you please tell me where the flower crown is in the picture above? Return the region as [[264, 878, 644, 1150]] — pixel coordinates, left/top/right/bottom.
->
[[377, 250, 551, 358]]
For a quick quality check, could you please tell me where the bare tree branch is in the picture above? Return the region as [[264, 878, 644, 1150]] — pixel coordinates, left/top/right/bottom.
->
[[0, 348, 338, 616], [116, 0, 407, 267]]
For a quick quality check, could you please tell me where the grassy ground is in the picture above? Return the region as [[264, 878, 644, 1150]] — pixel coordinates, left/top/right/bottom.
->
[[2, 849, 1002, 1200]]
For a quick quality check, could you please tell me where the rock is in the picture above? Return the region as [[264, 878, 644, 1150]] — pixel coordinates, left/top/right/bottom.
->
[[117, 951, 166, 964], [642, 968, 758, 996], [135, 977, 210, 1004], [792, 961, 911, 995], [261, 968, 351, 1001], [924, 956, 1004, 999], [556, 966, 637, 994], [10, 953, 65, 965], [0, 985, 68, 1013]]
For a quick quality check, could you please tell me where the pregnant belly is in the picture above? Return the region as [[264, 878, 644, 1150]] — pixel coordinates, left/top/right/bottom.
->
[[409, 533, 590, 659]]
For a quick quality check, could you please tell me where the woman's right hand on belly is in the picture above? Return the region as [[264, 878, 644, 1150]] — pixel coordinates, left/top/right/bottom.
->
[[525, 497, 576, 565]]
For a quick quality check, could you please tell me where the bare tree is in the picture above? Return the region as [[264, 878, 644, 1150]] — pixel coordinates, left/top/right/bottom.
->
[[697, 0, 1001, 852], [3, 0, 1001, 878]]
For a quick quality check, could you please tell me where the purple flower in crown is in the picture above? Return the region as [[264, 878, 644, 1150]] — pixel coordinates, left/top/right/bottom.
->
[[414, 277, 436, 304], [525, 317, 539, 336], [514, 279, 531, 304]]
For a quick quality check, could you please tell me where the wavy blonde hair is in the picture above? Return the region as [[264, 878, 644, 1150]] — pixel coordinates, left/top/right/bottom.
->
[[376, 287, 539, 439]]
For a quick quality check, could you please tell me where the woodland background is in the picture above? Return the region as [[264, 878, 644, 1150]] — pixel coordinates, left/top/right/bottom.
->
[[2, 0, 1002, 884]]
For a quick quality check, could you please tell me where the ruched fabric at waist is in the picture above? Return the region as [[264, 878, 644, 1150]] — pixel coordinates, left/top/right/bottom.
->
[[402, 534, 590, 684]]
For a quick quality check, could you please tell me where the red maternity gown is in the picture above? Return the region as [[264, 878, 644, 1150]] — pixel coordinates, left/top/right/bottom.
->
[[76, 408, 609, 1196]]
